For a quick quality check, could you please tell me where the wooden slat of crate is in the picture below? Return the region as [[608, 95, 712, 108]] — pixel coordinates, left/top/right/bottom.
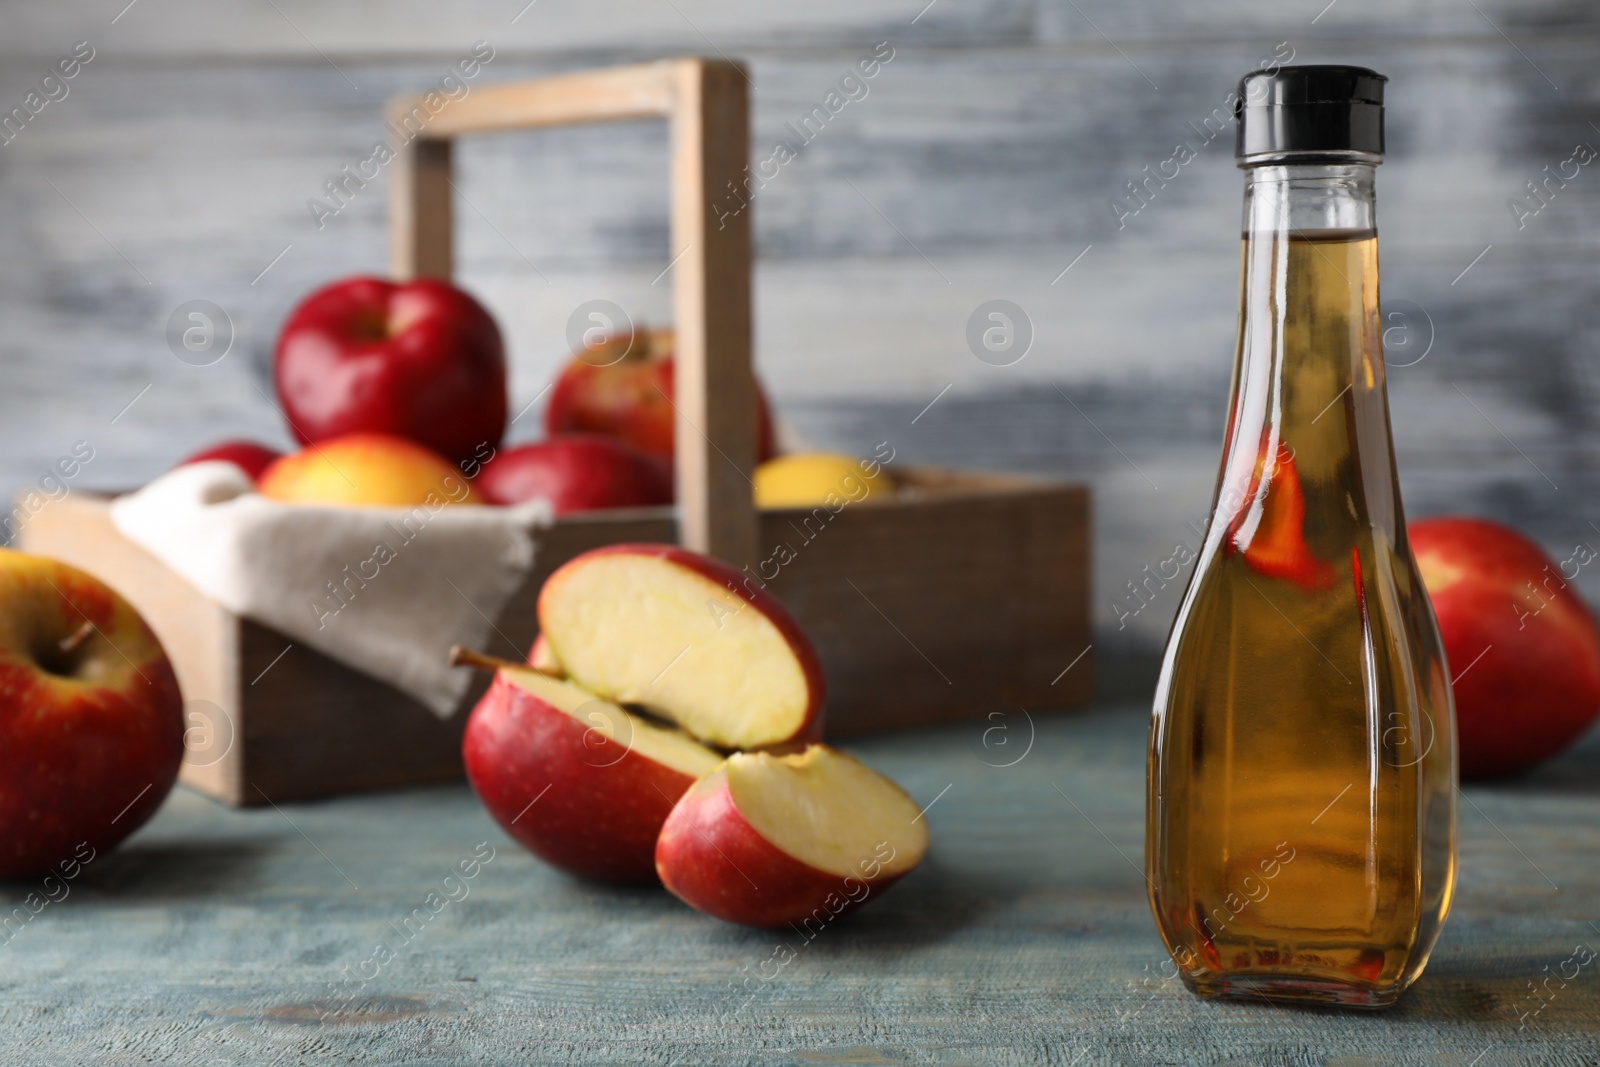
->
[[19, 471, 1087, 805], [758, 477, 1091, 732]]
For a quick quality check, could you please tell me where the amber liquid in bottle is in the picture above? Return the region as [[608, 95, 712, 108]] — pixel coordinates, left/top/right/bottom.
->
[[1147, 165, 1457, 1008]]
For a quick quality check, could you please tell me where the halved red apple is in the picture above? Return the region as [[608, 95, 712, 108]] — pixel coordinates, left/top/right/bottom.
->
[[537, 544, 825, 750], [655, 745, 928, 928], [461, 658, 722, 885]]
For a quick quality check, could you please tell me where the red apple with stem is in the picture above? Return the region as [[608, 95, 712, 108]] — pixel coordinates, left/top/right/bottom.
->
[[274, 276, 507, 466], [544, 327, 776, 462], [656, 745, 928, 928], [176, 440, 283, 483], [0, 549, 184, 879], [454, 647, 721, 885], [1411, 517, 1600, 778], [537, 544, 825, 751], [476, 435, 672, 515]]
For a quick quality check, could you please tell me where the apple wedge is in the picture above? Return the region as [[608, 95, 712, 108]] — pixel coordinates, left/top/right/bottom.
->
[[460, 655, 722, 885], [537, 544, 825, 750], [655, 745, 928, 928]]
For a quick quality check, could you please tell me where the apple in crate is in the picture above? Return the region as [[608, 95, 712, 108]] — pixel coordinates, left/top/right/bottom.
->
[[274, 276, 507, 466], [476, 435, 672, 515], [544, 327, 776, 462], [0, 549, 184, 878], [755, 453, 891, 509], [176, 440, 282, 483], [456, 649, 721, 884], [537, 544, 824, 750], [656, 745, 928, 928], [1412, 517, 1600, 778], [259, 432, 483, 508]]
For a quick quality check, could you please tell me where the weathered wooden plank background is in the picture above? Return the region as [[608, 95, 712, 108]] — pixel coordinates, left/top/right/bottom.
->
[[2, 0, 1598, 657]]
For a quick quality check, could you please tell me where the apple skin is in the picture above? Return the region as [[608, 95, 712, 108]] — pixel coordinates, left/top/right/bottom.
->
[[538, 543, 826, 749], [274, 276, 507, 466], [544, 328, 776, 463], [0, 549, 183, 879], [476, 435, 672, 515], [655, 766, 907, 928], [1411, 517, 1600, 778], [462, 673, 710, 885], [258, 432, 483, 508], [176, 440, 283, 483]]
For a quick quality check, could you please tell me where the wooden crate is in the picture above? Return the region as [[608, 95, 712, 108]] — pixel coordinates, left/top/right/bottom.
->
[[19, 58, 1091, 805]]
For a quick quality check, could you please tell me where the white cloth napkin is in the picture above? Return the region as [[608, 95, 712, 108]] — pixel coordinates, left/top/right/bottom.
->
[[110, 462, 551, 717]]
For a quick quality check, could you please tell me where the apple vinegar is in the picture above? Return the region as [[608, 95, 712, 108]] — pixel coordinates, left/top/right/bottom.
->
[[1147, 67, 1457, 1008]]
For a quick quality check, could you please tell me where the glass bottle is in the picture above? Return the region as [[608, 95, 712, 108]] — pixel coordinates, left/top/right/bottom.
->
[[1146, 66, 1457, 1008]]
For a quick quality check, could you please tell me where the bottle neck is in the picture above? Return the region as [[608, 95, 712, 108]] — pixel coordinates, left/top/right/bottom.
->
[[1241, 163, 1376, 236], [1214, 162, 1402, 551]]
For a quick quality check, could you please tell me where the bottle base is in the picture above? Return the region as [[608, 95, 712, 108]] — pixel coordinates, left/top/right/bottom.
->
[[1182, 972, 1403, 1010]]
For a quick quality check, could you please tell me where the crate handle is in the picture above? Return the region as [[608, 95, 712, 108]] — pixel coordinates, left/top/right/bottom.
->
[[388, 58, 758, 566]]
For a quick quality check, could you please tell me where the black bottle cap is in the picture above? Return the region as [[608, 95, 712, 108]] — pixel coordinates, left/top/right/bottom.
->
[[1234, 65, 1386, 166]]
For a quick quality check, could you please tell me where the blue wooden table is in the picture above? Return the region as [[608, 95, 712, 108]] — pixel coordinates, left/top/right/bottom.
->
[[3, 703, 1596, 1065]]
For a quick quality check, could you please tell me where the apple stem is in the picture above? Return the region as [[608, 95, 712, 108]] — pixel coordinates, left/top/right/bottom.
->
[[448, 645, 523, 674], [58, 620, 95, 655]]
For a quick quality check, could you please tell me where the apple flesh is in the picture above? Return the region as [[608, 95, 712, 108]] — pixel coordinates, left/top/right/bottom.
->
[[462, 663, 722, 884], [274, 276, 507, 466], [476, 435, 672, 515], [258, 432, 483, 508], [544, 327, 776, 463], [1412, 517, 1600, 778], [656, 745, 928, 928], [176, 440, 282, 483], [0, 548, 184, 879], [527, 634, 563, 678], [537, 544, 824, 750]]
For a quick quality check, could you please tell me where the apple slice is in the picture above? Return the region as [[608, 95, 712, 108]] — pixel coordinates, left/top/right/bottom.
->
[[458, 651, 722, 885], [537, 544, 824, 750], [655, 745, 928, 928]]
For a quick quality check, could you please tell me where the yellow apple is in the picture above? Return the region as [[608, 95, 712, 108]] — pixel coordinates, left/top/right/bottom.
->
[[258, 432, 482, 508], [753, 453, 890, 510]]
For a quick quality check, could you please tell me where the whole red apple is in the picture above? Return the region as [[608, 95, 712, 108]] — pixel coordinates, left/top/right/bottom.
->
[[544, 327, 776, 462], [1411, 517, 1600, 778], [0, 549, 184, 879], [461, 660, 720, 884], [475, 435, 671, 515], [176, 439, 283, 483], [274, 276, 507, 466]]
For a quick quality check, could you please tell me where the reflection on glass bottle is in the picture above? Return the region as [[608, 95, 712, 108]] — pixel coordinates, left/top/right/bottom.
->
[[1146, 66, 1457, 1009]]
